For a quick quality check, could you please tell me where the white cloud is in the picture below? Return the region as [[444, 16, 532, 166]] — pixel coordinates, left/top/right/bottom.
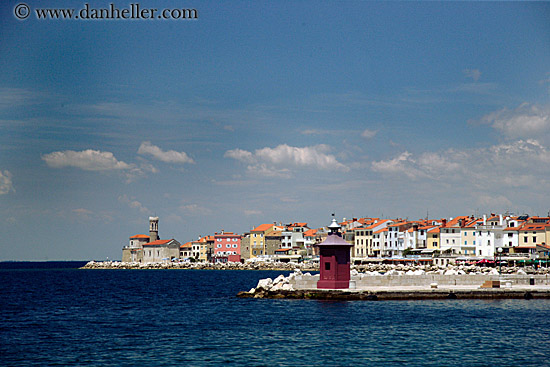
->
[[463, 69, 482, 82], [479, 103, 550, 139], [361, 128, 378, 139], [224, 148, 255, 163], [0, 170, 14, 194], [371, 139, 550, 188], [73, 208, 93, 215], [244, 209, 262, 216], [371, 152, 427, 179], [255, 144, 348, 171], [42, 149, 133, 171], [118, 195, 149, 213], [180, 204, 212, 215], [138, 141, 195, 164], [476, 194, 513, 209], [225, 144, 349, 177]]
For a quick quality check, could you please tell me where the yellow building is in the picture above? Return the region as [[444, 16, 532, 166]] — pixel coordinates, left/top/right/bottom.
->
[[519, 223, 548, 246], [249, 223, 277, 258], [461, 218, 482, 256], [427, 227, 440, 250]]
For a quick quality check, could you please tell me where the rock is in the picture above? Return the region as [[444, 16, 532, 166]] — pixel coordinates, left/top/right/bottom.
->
[[256, 278, 273, 290], [281, 283, 293, 291]]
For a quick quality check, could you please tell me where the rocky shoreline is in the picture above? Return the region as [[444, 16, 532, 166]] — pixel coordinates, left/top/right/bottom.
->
[[79, 260, 318, 271], [80, 260, 550, 275]]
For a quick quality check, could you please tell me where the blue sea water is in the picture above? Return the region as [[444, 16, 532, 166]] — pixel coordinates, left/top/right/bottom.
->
[[2, 263, 550, 366]]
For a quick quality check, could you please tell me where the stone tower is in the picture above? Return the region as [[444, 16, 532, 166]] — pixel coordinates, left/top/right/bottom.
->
[[149, 216, 159, 242]]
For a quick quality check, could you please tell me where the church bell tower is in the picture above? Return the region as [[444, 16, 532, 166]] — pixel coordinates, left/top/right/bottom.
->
[[149, 216, 159, 242]]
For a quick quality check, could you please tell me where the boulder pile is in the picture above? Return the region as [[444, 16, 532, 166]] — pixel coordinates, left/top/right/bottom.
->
[[80, 260, 318, 271], [81, 260, 550, 275]]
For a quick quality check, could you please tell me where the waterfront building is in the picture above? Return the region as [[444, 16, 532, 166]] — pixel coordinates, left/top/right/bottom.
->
[[386, 221, 415, 257], [372, 228, 388, 257], [353, 219, 387, 258], [249, 223, 278, 258], [303, 228, 318, 256], [191, 238, 202, 259], [199, 235, 214, 262], [142, 239, 181, 262], [121, 217, 180, 263], [122, 234, 149, 262], [439, 216, 470, 255], [281, 222, 309, 252], [240, 234, 251, 261], [353, 227, 369, 258], [265, 230, 282, 256], [180, 241, 192, 258], [427, 227, 440, 251], [461, 218, 482, 256], [213, 231, 242, 262], [517, 223, 549, 247], [473, 214, 515, 257]]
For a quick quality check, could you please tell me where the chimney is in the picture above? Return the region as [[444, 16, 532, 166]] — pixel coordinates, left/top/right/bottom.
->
[[442, 219, 447, 227], [483, 214, 487, 225], [499, 215, 503, 226]]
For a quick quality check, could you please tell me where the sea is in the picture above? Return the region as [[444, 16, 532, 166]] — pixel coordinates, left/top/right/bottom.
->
[[2, 262, 550, 366]]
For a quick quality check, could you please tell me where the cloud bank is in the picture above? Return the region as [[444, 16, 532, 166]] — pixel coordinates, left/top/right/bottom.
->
[[42, 149, 133, 171], [225, 144, 349, 177], [138, 141, 195, 164], [0, 170, 14, 194]]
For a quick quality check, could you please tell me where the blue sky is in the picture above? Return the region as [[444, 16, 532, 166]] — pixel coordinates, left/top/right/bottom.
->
[[1, 1, 549, 260]]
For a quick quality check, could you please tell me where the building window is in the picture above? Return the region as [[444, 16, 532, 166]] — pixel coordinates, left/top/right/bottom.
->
[[233, 244, 238, 248], [226, 244, 231, 248]]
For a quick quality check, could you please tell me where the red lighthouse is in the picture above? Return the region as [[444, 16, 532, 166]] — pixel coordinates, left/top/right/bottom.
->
[[316, 216, 353, 289]]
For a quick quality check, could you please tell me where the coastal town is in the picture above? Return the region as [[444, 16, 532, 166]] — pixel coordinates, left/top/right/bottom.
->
[[118, 213, 550, 267]]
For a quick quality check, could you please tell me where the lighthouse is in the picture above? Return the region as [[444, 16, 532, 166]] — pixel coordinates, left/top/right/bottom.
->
[[315, 216, 353, 289]]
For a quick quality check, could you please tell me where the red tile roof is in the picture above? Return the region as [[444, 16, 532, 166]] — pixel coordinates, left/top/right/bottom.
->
[[130, 234, 150, 239], [143, 239, 172, 246], [180, 241, 192, 248], [251, 223, 274, 232]]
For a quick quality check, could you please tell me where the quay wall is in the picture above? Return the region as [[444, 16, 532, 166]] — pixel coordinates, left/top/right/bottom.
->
[[292, 274, 550, 290]]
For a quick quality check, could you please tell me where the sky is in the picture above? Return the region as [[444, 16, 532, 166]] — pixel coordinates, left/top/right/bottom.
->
[[1, 1, 550, 260]]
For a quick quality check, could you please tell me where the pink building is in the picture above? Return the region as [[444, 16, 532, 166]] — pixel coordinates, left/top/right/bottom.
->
[[213, 231, 242, 263]]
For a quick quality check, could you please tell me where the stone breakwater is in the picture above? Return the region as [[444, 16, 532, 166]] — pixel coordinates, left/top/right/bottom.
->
[[81, 260, 550, 275], [79, 260, 318, 271], [238, 267, 550, 300]]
